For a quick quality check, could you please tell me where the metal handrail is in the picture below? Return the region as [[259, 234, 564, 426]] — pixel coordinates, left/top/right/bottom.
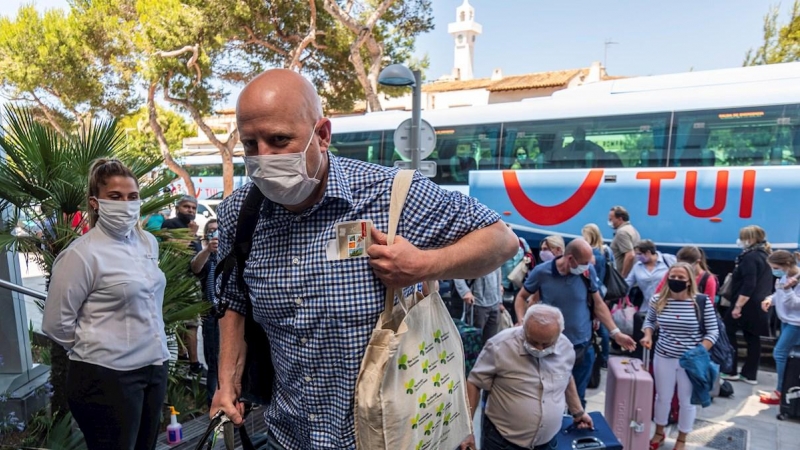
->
[[0, 278, 46, 300]]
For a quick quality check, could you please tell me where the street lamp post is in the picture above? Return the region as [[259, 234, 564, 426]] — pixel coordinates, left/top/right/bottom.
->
[[378, 64, 423, 171]]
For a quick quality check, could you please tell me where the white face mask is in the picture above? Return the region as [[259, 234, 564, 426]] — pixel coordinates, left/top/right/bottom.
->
[[570, 264, 590, 275], [244, 127, 321, 206], [736, 238, 749, 248], [96, 199, 141, 237], [607, 220, 615, 229], [524, 341, 556, 359]]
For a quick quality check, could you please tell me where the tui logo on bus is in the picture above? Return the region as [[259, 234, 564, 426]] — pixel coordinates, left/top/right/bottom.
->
[[502, 169, 757, 226]]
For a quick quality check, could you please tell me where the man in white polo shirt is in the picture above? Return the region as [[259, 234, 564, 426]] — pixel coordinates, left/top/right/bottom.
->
[[459, 304, 593, 450]]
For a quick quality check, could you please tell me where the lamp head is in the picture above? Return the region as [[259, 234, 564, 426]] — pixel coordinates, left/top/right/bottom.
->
[[378, 64, 416, 87]]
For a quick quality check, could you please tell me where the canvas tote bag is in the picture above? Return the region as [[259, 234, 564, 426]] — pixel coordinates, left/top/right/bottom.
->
[[354, 170, 473, 450]]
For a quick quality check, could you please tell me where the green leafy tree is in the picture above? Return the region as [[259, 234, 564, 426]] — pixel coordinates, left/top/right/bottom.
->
[[0, 5, 138, 134], [745, 1, 800, 65], [0, 106, 204, 416], [323, 0, 434, 112], [118, 105, 196, 161]]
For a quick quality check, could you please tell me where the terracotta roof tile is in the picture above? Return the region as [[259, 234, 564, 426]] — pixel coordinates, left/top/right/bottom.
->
[[487, 69, 586, 92], [422, 78, 494, 93]]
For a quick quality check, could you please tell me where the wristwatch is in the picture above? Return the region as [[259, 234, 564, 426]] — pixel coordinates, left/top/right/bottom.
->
[[571, 410, 585, 419]]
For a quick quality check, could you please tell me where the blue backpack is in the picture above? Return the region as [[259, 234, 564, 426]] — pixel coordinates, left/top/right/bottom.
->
[[693, 294, 735, 374]]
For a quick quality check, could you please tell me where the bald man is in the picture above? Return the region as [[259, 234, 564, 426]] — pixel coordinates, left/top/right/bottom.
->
[[514, 238, 636, 407], [461, 304, 593, 450], [212, 69, 519, 449]]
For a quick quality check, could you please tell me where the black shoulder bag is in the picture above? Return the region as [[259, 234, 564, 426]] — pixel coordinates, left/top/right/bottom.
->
[[214, 186, 275, 407]]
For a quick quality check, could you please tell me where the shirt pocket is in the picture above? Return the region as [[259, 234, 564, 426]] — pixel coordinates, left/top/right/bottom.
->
[[324, 257, 384, 325], [548, 372, 571, 402]]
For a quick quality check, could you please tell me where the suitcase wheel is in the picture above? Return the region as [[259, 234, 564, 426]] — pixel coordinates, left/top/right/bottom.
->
[[777, 413, 787, 421]]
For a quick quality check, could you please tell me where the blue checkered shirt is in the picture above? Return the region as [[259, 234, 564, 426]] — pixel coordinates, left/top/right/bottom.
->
[[215, 155, 500, 449]]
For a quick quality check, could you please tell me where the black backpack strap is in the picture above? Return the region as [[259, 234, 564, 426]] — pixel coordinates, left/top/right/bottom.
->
[[214, 186, 265, 316], [698, 271, 711, 296], [693, 294, 709, 336]]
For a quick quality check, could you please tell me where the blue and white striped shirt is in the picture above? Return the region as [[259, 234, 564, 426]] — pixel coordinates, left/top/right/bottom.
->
[[215, 155, 500, 449], [643, 296, 719, 359]]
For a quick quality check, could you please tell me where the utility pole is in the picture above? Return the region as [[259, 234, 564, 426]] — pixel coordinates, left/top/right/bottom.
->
[[604, 39, 619, 69]]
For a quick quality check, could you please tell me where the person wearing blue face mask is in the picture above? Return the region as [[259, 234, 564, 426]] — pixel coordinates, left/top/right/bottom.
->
[[624, 239, 676, 313], [460, 304, 593, 450], [43, 159, 169, 450], [514, 238, 637, 407]]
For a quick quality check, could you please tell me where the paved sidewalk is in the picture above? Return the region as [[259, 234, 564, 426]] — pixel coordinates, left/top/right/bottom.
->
[[579, 365, 800, 450]]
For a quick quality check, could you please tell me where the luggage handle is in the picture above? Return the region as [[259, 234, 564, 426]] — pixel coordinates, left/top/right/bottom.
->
[[562, 422, 596, 434], [570, 436, 605, 449]]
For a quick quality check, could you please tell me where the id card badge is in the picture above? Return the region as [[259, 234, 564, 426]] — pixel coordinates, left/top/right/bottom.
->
[[327, 220, 373, 260]]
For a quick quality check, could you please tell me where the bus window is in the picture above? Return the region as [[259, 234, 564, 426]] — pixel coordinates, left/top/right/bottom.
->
[[329, 131, 383, 165], [184, 164, 246, 177], [385, 124, 501, 185], [432, 124, 500, 185], [672, 104, 800, 167], [502, 113, 669, 169]]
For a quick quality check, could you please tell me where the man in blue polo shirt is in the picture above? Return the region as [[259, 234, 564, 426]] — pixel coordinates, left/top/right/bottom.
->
[[514, 238, 636, 406]]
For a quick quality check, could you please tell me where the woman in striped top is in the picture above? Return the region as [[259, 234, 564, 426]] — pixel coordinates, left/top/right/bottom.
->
[[641, 262, 720, 450]]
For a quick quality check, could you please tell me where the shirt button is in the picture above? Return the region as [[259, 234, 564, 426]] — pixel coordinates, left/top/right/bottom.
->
[[295, 297, 303, 306], [309, 414, 316, 421], [300, 338, 308, 344], [304, 376, 312, 382], [292, 257, 300, 265]]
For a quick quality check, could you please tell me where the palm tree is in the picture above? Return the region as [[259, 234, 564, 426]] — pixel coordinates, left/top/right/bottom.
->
[[0, 105, 206, 416]]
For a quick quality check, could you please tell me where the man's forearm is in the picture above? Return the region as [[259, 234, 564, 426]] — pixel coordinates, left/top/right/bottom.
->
[[565, 377, 583, 415], [426, 221, 518, 281], [467, 381, 481, 419], [218, 311, 247, 394], [191, 247, 211, 274], [622, 252, 635, 277], [514, 288, 530, 324], [593, 292, 618, 333]]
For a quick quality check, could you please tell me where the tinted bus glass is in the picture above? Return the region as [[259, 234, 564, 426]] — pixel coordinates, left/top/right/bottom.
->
[[329, 131, 384, 165], [501, 113, 671, 170], [671, 104, 800, 167], [185, 163, 246, 177], [383, 124, 501, 185]]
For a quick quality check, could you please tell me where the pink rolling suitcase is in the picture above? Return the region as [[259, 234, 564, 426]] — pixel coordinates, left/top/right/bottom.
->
[[604, 353, 654, 450]]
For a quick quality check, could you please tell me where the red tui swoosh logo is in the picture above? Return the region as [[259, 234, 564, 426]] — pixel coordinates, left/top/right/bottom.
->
[[502, 169, 604, 226]]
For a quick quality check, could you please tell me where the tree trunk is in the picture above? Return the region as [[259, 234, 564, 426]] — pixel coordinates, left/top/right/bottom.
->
[[349, 49, 383, 112], [48, 340, 69, 416], [221, 149, 234, 197], [147, 83, 196, 197]]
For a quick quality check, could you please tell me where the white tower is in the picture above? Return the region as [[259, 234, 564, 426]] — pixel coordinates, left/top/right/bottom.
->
[[447, 0, 482, 81]]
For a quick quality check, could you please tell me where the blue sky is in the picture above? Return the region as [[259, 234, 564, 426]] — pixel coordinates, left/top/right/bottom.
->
[[0, 0, 785, 82], [418, 0, 780, 79]]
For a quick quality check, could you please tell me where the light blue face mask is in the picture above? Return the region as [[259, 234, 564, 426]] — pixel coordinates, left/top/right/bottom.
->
[[773, 268, 787, 278], [523, 341, 556, 359]]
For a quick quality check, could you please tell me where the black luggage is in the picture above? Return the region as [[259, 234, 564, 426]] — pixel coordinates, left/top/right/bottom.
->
[[778, 345, 800, 420]]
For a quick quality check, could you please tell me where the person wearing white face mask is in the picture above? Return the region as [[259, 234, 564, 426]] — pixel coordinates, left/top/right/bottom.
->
[[720, 225, 773, 385], [514, 238, 637, 407], [42, 159, 169, 450], [460, 304, 593, 450], [212, 69, 521, 449]]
